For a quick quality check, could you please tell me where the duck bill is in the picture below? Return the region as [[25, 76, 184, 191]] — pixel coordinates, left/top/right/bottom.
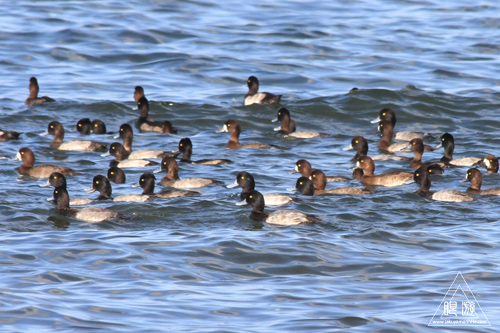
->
[[85, 187, 96, 194], [342, 144, 353, 151], [226, 180, 239, 189], [101, 151, 111, 157], [235, 199, 248, 206], [39, 179, 51, 187], [286, 186, 297, 192], [271, 118, 279, 123], [370, 116, 381, 124]]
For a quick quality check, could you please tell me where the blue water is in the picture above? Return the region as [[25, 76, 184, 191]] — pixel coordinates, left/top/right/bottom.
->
[[0, 0, 499, 331]]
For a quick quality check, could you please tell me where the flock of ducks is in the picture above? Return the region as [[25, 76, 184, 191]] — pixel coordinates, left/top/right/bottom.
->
[[5, 76, 500, 225]]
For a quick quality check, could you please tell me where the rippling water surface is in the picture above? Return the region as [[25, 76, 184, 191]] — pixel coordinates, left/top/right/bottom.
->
[[0, 0, 499, 331]]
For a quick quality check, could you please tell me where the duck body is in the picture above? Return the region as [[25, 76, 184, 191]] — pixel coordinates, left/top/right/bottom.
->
[[413, 167, 476, 202], [438, 133, 481, 167], [293, 159, 349, 182], [25, 77, 55, 106], [16, 147, 77, 179], [158, 157, 223, 189], [219, 119, 275, 149], [239, 190, 321, 225], [227, 171, 294, 206], [117, 123, 179, 160], [464, 168, 500, 195], [355, 156, 413, 187], [310, 169, 370, 195], [136, 97, 177, 133], [106, 142, 159, 169], [244, 76, 281, 106], [176, 137, 233, 165], [273, 108, 327, 139]]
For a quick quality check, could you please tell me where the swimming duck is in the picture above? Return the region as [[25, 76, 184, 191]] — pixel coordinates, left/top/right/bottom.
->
[[116, 123, 179, 160], [16, 147, 78, 179], [291, 177, 316, 196], [75, 118, 92, 135], [175, 137, 233, 165], [52, 186, 120, 223], [412, 167, 476, 202], [463, 168, 500, 195], [218, 119, 276, 149], [87, 175, 114, 200], [272, 108, 328, 138], [354, 155, 413, 187], [0, 129, 20, 141], [107, 166, 126, 184], [237, 190, 321, 225], [157, 157, 223, 188], [370, 107, 432, 141], [377, 120, 412, 153], [343, 136, 369, 161], [136, 96, 177, 133], [126, 172, 199, 201], [104, 142, 159, 168], [409, 138, 446, 173], [309, 169, 370, 195], [46, 121, 107, 151], [227, 171, 294, 206], [25, 77, 55, 106], [292, 159, 349, 182], [481, 154, 498, 173], [244, 76, 282, 106], [437, 133, 482, 166]]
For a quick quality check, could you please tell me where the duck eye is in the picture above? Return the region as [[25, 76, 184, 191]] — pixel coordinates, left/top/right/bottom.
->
[[21, 151, 24, 154], [416, 173, 420, 177], [241, 176, 245, 179], [95, 124, 98, 127], [227, 124, 230, 127], [299, 181, 303, 185], [442, 138, 445, 141], [298, 164, 301, 167], [180, 143, 183, 147], [490, 160, 494, 163], [50, 125, 54, 129], [78, 124, 82, 127], [382, 112, 386, 116], [355, 140, 358, 144], [249, 195, 253, 199], [120, 127, 123, 131], [278, 112, 281, 116], [112, 146, 115, 149], [312, 175, 316, 178], [54, 176, 57, 179], [96, 180, 99, 184], [360, 160, 364, 163], [55, 190, 58, 194], [110, 171, 114, 175], [141, 179, 144, 182]]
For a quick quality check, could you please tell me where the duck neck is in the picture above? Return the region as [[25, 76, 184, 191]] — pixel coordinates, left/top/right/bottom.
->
[[28, 83, 39, 98], [122, 134, 133, 153], [142, 180, 155, 195], [227, 129, 241, 149]]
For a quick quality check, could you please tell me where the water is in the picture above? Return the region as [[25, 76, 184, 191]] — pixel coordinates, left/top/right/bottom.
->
[[0, 0, 499, 331]]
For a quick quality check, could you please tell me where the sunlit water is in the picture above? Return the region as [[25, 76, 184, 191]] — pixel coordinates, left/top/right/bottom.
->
[[0, 1, 499, 331]]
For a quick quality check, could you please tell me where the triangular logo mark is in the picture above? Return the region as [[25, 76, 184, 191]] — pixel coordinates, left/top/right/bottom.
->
[[429, 271, 490, 327]]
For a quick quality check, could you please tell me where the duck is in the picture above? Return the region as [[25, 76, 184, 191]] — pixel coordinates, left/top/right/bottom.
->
[[92, 120, 108, 134], [107, 166, 126, 184], [437, 133, 482, 166], [354, 155, 413, 187], [116, 172, 199, 201], [412, 167, 476, 202], [227, 171, 295, 206], [292, 159, 349, 182], [481, 154, 498, 173], [377, 120, 413, 153], [116, 123, 179, 159], [136, 96, 177, 133], [272, 108, 328, 138], [291, 177, 316, 196], [463, 168, 500, 195], [87, 175, 114, 200], [0, 129, 20, 141], [134, 85, 145, 102], [218, 119, 276, 149], [25, 77, 55, 106], [370, 107, 432, 141], [46, 121, 107, 151], [244, 76, 282, 106], [409, 138, 446, 173], [309, 169, 370, 195], [52, 186, 120, 223], [103, 142, 159, 168], [157, 157, 223, 188], [237, 190, 321, 225], [16, 147, 78, 179], [40, 172, 94, 206], [175, 137, 233, 165]]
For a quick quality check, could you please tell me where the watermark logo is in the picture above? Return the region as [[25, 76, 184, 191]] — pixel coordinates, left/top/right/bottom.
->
[[429, 271, 490, 327]]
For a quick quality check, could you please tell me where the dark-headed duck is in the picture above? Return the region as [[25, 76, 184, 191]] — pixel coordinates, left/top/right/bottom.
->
[[354, 155, 413, 187], [464, 168, 500, 195], [481, 154, 498, 173], [244, 76, 282, 106], [176, 137, 233, 165], [292, 159, 349, 182], [136, 96, 177, 133], [157, 157, 223, 188], [272, 108, 328, 138], [409, 138, 446, 172], [116, 123, 179, 160], [25, 77, 55, 106], [227, 171, 294, 206], [107, 166, 126, 184], [16, 147, 78, 179], [104, 142, 159, 168], [237, 190, 321, 225], [370, 107, 432, 141], [437, 133, 481, 166], [52, 186, 120, 223]]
